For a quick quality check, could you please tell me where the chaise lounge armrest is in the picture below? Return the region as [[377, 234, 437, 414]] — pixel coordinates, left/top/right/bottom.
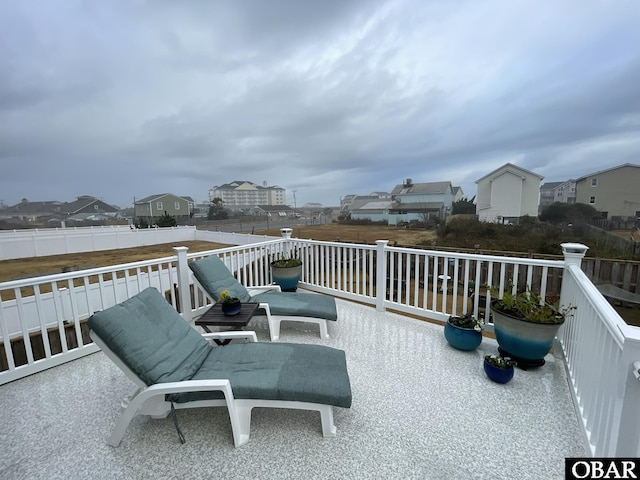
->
[[247, 285, 282, 295], [201, 331, 258, 343]]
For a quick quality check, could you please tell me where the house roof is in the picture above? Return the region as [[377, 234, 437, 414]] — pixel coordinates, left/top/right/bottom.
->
[[60, 196, 118, 214], [213, 181, 284, 190], [389, 202, 444, 211], [354, 200, 395, 210], [390, 181, 452, 196], [475, 162, 544, 183], [3, 200, 65, 214], [540, 181, 564, 190], [252, 205, 293, 213], [135, 193, 191, 204], [575, 163, 640, 182]]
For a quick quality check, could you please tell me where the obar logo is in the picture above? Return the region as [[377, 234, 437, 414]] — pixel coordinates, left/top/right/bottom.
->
[[566, 458, 639, 479]]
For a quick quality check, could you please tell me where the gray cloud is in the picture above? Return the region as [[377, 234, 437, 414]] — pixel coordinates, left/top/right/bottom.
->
[[1, 0, 639, 208]]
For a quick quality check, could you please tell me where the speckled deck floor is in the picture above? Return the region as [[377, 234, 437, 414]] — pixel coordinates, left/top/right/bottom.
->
[[0, 298, 587, 480]]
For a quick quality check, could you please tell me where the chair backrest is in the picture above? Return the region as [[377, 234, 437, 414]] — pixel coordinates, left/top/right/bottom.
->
[[189, 256, 253, 303], [88, 287, 211, 385]]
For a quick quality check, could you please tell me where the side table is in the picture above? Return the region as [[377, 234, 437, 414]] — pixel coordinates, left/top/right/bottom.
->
[[195, 302, 260, 345]]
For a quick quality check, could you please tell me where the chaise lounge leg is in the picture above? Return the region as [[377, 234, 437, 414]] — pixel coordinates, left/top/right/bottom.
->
[[318, 405, 337, 437], [318, 320, 329, 339], [232, 403, 254, 447]]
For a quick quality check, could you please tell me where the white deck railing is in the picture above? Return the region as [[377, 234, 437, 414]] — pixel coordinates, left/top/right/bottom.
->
[[1, 232, 639, 456]]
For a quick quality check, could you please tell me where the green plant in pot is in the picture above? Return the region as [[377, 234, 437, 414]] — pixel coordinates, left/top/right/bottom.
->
[[218, 289, 241, 316], [270, 253, 303, 292], [444, 312, 484, 351], [490, 282, 575, 368]]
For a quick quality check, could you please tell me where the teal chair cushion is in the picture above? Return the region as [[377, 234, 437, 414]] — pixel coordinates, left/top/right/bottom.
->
[[171, 342, 352, 408], [189, 256, 253, 303], [252, 292, 337, 321], [88, 287, 211, 385]]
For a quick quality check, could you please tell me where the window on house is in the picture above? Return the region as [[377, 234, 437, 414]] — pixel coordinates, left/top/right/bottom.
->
[[156, 201, 163, 210], [174, 202, 180, 210], [94, 205, 99, 210], [589, 196, 596, 204], [591, 178, 597, 187]]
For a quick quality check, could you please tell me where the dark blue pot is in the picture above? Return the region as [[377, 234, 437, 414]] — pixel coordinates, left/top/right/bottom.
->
[[484, 358, 515, 384], [444, 320, 482, 351], [221, 301, 241, 316]]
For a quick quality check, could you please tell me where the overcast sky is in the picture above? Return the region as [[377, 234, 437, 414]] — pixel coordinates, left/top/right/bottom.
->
[[1, 1, 639, 209]]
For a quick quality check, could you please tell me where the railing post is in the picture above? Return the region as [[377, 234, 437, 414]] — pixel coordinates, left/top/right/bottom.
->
[[561, 242, 589, 267], [173, 246, 192, 322], [280, 228, 293, 258], [376, 240, 388, 311], [615, 340, 640, 456], [557, 243, 589, 357], [560, 243, 589, 304]]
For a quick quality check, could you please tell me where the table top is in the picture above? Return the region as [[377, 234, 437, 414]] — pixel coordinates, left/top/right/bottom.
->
[[195, 302, 260, 327]]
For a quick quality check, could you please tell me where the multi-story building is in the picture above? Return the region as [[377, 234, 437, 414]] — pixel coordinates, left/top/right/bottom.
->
[[575, 163, 640, 219], [209, 181, 286, 211], [539, 180, 576, 212]]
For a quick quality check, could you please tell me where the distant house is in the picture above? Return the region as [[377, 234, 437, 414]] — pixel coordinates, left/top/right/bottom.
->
[[341, 192, 390, 212], [0, 196, 119, 225], [350, 180, 454, 225], [575, 163, 640, 220], [452, 186, 465, 202], [192, 203, 211, 220], [539, 180, 576, 212], [61, 195, 120, 223], [134, 193, 194, 224], [350, 199, 396, 223], [250, 205, 294, 217], [475, 163, 543, 224], [0, 199, 66, 223], [388, 179, 454, 224]]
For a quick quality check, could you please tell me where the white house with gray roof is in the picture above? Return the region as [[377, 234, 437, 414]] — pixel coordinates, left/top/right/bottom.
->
[[475, 163, 543, 224]]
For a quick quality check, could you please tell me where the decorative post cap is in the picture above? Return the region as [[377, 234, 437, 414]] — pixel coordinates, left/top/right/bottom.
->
[[561, 243, 589, 255], [561, 243, 589, 266], [280, 228, 293, 239]]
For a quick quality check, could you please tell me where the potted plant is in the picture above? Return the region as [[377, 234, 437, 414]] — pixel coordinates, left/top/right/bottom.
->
[[270, 253, 303, 292], [483, 355, 515, 384], [444, 312, 483, 351], [490, 282, 575, 367], [218, 289, 241, 316]]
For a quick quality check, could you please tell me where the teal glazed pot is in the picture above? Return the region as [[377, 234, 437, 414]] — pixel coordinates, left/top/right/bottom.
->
[[444, 320, 482, 351], [491, 300, 564, 362], [271, 265, 302, 292]]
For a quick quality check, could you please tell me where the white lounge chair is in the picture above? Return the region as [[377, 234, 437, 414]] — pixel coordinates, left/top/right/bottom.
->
[[88, 287, 352, 447], [189, 255, 338, 341]]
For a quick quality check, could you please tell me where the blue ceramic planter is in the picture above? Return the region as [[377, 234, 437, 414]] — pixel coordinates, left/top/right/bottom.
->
[[484, 358, 515, 384], [491, 301, 564, 362], [444, 320, 482, 351], [271, 265, 302, 292]]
